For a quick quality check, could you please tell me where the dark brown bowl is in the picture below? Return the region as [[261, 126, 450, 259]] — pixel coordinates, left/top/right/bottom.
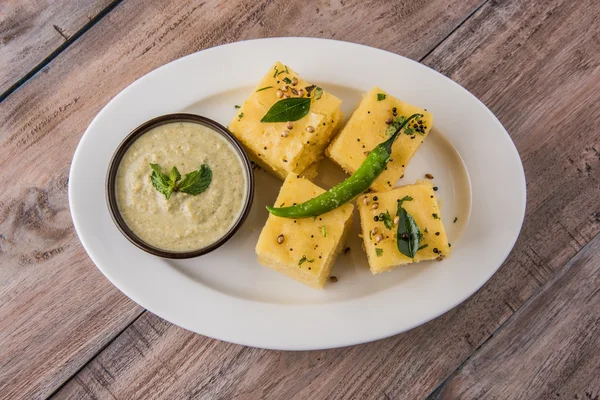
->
[[106, 113, 254, 259]]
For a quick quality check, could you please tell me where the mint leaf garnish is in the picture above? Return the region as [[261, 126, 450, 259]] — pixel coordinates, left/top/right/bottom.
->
[[178, 164, 212, 195], [149, 163, 212, 199], [150, 163, 174, 199]]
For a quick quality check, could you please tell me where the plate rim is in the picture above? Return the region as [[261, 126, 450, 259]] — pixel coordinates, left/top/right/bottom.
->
[[69, 37, 526, 350]]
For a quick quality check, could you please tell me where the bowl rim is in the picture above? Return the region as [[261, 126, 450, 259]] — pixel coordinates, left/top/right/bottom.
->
[[105, 113, 255, 259]]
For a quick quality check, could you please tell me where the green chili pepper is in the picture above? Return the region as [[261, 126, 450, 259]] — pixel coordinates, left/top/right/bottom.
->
[[266, 113, 423, 218]]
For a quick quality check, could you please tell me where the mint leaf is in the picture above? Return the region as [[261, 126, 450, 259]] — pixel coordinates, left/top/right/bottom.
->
[[170, 166, 181, 183], [261, 97, 311, 122], [377, 93, 386, 101], [150, 163, 212, 199], [396, 202, 421, 259], [150, 163, 174, 199], [179, 164, 212, 195]]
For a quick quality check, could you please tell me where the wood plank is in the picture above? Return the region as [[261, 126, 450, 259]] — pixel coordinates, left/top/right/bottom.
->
[[0, 0, 484, 398], [0, 0, 118, 98], [52, 0, 600, 399], [428, 233, 600, 399]]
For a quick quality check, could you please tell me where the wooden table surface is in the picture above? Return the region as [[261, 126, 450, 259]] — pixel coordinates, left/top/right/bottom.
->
[[1, 0, 599, 398]]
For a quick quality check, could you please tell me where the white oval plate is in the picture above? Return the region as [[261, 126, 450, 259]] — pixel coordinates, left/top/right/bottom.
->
[[69, 38, 525, 350]]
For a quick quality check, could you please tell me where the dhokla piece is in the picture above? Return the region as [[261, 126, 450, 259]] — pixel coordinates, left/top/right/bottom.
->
[[256, 174, 354, 289], [327, 86, 432, 191], [358, 181, 450, 274], [229, 62, 344, 180]]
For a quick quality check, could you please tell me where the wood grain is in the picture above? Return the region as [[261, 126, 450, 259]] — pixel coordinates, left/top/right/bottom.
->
[[429, 233, 600, 400], [52, 0, 600, 399], [0, 0, 484, 398], [0, 0, 118, 98]]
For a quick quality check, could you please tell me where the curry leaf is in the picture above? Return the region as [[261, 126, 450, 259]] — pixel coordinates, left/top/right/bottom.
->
[[261, 97, 311, 122], [396, 203, 421, 259]]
